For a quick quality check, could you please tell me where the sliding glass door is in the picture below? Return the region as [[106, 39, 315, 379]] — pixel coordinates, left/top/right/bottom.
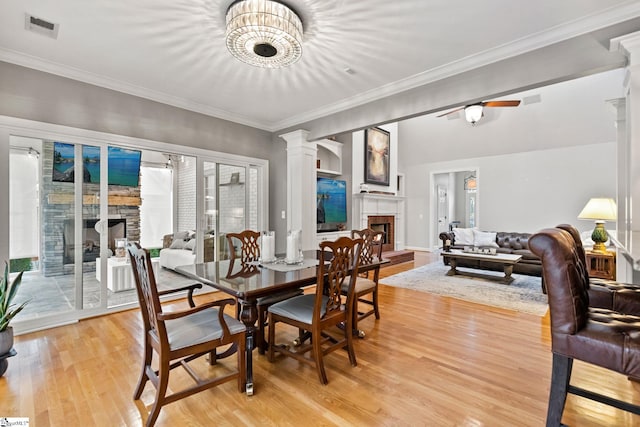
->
[[203, 161, 260, 260], [3, 117, 269, 334], [9, 137, 110, 326]]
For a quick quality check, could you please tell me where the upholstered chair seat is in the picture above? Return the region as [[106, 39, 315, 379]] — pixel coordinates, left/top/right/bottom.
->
[[127, 242, 246, 427], [226, 230, 304, 353], [268, 294, 330, 324], [257, 289, 307, 307], [268, 236, 363, 385], [166, 308, 247, 351], [342, 228, 383, 336], [342, 277, 376, 295]]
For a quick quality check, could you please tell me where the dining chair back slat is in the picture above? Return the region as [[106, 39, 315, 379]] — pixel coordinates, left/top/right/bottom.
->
[[268, 236, 363, 384], [127, 242, 246, 426]]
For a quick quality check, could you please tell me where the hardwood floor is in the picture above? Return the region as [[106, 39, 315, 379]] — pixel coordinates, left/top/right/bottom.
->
[[4, 251, 640, 426]]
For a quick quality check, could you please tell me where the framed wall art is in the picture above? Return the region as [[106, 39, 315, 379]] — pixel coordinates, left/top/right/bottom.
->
[[364, 127, 390, 186]]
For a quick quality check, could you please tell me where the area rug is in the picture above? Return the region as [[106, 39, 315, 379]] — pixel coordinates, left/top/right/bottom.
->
[[380, 262, 548, 316]]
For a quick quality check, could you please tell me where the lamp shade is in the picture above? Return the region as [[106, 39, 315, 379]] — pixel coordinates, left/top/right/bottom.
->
[[577, 198, 617, 221]]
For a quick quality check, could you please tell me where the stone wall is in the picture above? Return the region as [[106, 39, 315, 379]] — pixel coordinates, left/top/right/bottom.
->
[[41, 141, 141, 276]]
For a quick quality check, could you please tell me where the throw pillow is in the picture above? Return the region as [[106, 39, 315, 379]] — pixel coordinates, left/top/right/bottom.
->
[[184, 239, 196, 253], [473, 230, 499, 248], [169, 239, 187, 249], [453, 228, 475, 245], [174, 230, 190, 241]]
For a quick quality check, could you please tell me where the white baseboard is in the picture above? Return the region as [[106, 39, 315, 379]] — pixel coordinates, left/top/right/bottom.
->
[[404, 245, 432, 252]]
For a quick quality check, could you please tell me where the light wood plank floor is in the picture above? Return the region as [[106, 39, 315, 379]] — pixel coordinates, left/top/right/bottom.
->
[[3, 251, 640, 426]]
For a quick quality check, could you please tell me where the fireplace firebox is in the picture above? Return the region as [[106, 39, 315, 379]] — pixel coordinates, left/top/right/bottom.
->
[[63, 218, 126, 264], [367, 215, 394, 252]]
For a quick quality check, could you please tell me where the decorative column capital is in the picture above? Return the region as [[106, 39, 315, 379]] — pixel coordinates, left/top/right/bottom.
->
[[611, 31, 640, 64], [279, 129, 311, 147]]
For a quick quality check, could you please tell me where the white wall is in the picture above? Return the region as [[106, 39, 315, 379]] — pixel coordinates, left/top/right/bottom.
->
[[405, 142, 616, 249], [398, 69, 623, 250], [351, 123, 399, 195]]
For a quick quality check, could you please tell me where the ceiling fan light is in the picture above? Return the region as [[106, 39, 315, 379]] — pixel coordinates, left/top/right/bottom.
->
[[465, 105, 483, 124], [225, 0, 303, 68]]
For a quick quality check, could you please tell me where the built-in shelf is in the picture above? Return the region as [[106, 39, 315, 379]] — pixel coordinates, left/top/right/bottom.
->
[[316, 139, 343, 176]]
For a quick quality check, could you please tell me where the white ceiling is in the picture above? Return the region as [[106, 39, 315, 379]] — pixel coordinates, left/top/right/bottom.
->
[[1, 0, 639, 132]]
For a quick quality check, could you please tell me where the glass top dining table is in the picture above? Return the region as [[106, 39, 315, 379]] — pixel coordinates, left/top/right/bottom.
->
[[176, 250, 387, 395], [176, 250, 321, 395]]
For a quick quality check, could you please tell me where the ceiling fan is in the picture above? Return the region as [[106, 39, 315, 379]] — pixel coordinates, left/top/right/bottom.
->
[[437, 100, 521, 125]]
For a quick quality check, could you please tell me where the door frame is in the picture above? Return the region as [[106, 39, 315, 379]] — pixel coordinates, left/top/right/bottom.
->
[[429, 167, 480, 250], [0, 115, 269, 334]]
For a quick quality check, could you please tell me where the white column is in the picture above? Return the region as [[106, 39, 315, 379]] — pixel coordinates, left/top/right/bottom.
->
[[611, 31, 640, 270], [606, 98, 627, 246], [280, 129, 317, 251]]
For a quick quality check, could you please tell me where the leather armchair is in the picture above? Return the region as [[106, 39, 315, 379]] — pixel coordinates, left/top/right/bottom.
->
[[529, 228, 640, 426], [555, 224, 640, 315]]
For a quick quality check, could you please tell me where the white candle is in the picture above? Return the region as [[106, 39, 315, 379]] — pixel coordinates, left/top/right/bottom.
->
[[261, 232, 275, 262], [286, 234, 296, 261], [286, 230, 301, 262]]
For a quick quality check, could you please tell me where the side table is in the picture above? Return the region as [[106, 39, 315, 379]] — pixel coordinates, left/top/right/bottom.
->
[[96, 257, 161, 292], [585, 250, 616, 280]]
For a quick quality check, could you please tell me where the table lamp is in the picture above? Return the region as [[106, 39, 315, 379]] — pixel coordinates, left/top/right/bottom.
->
[[577, 198, 617, 252]]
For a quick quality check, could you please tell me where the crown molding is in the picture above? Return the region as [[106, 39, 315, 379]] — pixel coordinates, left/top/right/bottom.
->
[[2, 2, 640, 134], [273, 2, 640, 131], [0, 47, 272, 131]]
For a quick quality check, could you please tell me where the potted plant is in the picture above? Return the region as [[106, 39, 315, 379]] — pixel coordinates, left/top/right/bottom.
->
[[0, 261, 27, 357]]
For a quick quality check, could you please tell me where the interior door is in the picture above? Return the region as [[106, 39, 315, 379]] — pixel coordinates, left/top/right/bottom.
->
[[437, 184, 448, 235]]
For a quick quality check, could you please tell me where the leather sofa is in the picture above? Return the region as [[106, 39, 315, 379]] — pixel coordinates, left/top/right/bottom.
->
[[439, 230, 542, 278]]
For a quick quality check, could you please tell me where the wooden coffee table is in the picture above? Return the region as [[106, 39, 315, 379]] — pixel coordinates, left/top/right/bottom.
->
[[441, 250, 522, 284]]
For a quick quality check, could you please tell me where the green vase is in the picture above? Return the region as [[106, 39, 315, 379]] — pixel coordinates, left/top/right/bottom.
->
[[591, 223, 608, 252]]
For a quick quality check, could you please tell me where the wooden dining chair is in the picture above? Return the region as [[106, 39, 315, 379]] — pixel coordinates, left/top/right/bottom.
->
[[127, 242, 246, 427], [226, 230, 303, 353], [344, 228, 383, 336], [267, 236, 363, 384]]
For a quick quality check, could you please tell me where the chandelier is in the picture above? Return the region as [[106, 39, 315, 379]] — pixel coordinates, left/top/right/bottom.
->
[[225, 0, 303, 68]]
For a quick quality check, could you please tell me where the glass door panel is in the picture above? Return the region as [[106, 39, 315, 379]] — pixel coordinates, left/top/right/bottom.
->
[[105, 145, 144, 308], [9, 136, 48, 323], [201, 162, 259, 261], [10, 138, 95, 324], [203, 161, 218, 260], [81, 144, 103, 310], [217, 164, 246, 260]]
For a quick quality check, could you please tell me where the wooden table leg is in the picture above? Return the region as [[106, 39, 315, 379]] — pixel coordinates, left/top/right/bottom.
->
[[239, 300, 258, 395], [503, 264, 515, 284], [446, 258, 458, 276]]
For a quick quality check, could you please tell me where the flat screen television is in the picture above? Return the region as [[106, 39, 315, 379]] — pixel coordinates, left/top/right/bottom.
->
[[317, 177, 347, 230], [52, 142, 142, 187]]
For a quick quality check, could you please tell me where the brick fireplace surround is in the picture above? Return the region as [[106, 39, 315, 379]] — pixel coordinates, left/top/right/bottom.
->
[[353, 193, 405, 252]]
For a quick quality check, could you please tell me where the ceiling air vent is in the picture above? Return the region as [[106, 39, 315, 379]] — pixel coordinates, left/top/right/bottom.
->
[[24, 14, 59, 39]]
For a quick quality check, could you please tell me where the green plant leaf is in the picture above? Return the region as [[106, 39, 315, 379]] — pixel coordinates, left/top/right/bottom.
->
[[0, 261, 29, 332]]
